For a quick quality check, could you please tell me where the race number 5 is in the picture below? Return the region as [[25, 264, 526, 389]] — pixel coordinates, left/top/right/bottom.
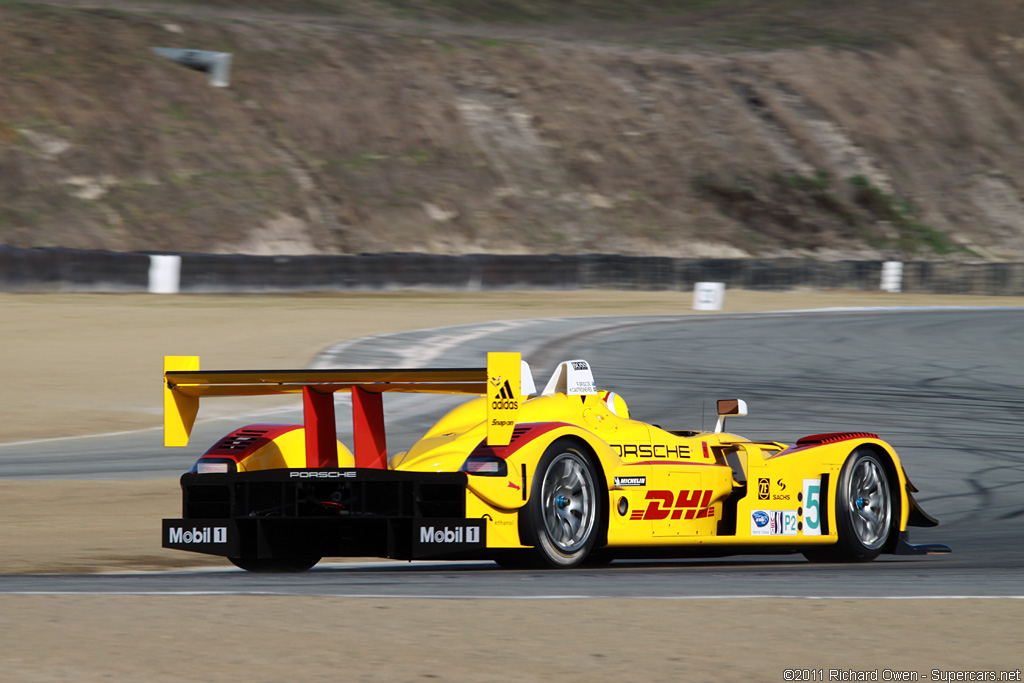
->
[[803, 479, 822, 536]]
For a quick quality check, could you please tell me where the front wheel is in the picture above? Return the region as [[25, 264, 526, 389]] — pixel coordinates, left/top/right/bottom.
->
[[520, 439, 603, 568], [804, 448, 895, 562], [229, 556, 321, 573]]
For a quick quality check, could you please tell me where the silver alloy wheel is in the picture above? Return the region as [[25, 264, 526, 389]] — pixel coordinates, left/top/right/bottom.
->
[[846, 456, 892, 550], [540, 452, 597, 553]]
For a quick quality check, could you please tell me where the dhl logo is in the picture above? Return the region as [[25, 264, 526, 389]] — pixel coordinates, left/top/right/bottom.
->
[[630, 489, 714, 521]]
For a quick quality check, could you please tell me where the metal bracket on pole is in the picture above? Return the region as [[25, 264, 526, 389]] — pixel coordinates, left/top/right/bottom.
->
[[151, 47, 232, 87]]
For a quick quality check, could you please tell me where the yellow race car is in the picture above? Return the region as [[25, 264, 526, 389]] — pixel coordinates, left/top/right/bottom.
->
[[162, 352, 949, 571]]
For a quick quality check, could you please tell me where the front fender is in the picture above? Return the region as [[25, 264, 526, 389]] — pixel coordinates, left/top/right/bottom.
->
[[769, 436, 913, 536]]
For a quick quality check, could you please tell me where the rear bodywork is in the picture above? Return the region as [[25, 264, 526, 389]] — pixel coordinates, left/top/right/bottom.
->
[[162, 353, 945, 564]]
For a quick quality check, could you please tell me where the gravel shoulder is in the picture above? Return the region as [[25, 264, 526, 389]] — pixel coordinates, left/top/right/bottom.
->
[[1, 596, 1020, 682]]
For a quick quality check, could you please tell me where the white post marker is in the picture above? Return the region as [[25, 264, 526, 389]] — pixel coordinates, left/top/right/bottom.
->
[[149, 255, 182, 294], [880, 261, 903, 293], [692, 282, 725, 311]]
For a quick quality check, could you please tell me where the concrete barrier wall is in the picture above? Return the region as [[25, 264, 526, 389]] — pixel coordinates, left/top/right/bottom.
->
[[0, 246, 151, 292], [3, 245, 1024, 295]]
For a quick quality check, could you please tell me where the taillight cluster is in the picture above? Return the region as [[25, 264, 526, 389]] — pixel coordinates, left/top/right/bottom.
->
[[460, 455, 507, 477]]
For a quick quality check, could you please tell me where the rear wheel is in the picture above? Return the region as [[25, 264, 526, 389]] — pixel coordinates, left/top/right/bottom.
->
[[520, 439, 602, 568], [804, 448, 895, 562], [229, 556, 321, 573]]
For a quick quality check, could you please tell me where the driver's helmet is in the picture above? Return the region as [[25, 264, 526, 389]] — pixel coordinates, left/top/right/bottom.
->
[[598, 390, 630, 419]]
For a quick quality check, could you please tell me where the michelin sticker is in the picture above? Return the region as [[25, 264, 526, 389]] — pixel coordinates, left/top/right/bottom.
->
[[750, 510, 798, 536]]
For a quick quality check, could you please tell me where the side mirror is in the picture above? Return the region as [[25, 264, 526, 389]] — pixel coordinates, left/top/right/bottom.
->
[[714, 399, 748, 433]]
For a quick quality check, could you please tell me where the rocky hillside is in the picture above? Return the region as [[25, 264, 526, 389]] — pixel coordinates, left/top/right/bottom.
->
[[2, 0, 1024, 260]]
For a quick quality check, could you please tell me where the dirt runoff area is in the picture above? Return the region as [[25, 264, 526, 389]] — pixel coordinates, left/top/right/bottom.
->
[[2, 289, 1023, 682]]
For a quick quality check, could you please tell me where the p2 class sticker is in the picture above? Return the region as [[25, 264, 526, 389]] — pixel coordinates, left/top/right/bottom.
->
[[750, 510, 798, 536]]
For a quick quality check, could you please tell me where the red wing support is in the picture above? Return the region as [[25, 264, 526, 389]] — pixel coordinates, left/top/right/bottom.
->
[[301, 386, 388, 469], [302, 387, 338, 468], [352, 386, 387, 469]]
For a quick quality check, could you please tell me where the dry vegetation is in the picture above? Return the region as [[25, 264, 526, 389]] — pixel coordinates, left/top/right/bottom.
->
[[2, 0, 1024, 260]]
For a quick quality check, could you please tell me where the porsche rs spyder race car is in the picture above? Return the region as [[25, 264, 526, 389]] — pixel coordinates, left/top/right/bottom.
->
[[162, 352, 949, 571]]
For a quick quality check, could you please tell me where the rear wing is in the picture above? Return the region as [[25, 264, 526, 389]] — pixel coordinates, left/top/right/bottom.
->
[[164, 352, 526, 469]]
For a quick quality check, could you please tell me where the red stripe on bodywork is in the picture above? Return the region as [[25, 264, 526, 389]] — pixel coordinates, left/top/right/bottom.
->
[[774, 432, 881, 458], [471, 422, 573, 460], [202, 424, 301, 464], [796, 432, 879, 447], [621, 460, 728, 468]]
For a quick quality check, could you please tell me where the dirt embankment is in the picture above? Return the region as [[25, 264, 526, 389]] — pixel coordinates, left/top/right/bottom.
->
[[2, 0, 1024, 260]]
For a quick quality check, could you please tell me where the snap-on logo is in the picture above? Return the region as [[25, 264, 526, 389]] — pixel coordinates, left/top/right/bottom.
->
[[168, 526, 227, 544]]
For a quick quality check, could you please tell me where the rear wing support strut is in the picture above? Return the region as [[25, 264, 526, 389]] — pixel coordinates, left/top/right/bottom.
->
[[352, 387, 387, 469], [302, 387, 338, 468]]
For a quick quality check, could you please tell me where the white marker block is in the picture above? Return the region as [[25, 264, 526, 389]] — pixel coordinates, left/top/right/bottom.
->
[[149, 255, 182, 294], [881, 261, 903, 293], [693, 281, 725, 311]]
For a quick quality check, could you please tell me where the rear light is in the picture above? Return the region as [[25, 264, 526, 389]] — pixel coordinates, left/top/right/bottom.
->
[[460, 455, 507, 477], [193, 459, 237, 474]]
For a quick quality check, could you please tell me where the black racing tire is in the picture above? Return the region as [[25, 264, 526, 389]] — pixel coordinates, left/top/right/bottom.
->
[[519, 438, 603, 569], [804, 448, 896, 563], [229, 556, 321, 573]]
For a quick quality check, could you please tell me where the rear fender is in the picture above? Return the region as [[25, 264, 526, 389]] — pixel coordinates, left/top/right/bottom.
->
[[193, 425, 355, 473], [466, 422, 616, 511]]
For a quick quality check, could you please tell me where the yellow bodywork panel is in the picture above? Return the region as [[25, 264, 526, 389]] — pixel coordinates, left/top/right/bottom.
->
[[236, 428, 355, 472], [466, 490, 527, 549], [485, 351, 521, 447], [163, 356, 200, 447]]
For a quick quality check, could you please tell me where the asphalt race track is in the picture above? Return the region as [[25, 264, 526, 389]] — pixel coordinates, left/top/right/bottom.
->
[[2, 307, 1023, 598]]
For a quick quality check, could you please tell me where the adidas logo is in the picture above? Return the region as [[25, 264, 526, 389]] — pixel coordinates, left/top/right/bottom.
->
[[497, 379, 514, 399], [490, 378, 519, 410]]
